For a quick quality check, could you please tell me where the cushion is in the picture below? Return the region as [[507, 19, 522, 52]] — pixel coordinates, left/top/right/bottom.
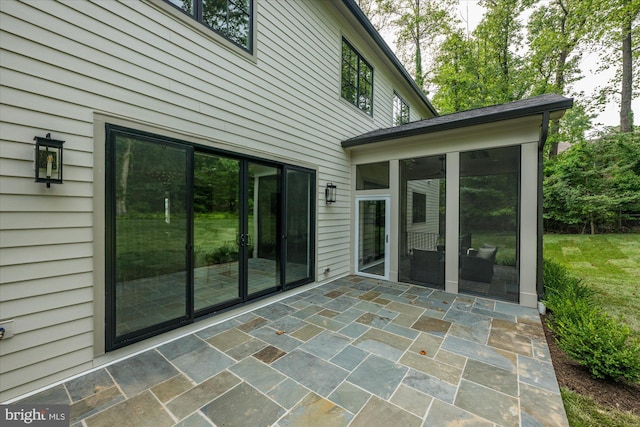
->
[[477, 246, 497, 261]]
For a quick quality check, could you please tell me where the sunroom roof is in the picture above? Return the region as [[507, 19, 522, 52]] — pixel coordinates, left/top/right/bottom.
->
[[342, 93, 573, 149]]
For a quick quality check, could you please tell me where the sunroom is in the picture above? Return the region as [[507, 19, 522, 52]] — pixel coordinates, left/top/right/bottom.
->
[[344, 93, 573, 308]]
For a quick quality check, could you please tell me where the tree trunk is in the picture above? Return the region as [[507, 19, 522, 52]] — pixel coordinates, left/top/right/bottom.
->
[[116, 140, 132, 216], [590, 212, 596, 235], [620, 18, 633, 132], [414, 0, 423, 90], [548, 48, 568, 159]]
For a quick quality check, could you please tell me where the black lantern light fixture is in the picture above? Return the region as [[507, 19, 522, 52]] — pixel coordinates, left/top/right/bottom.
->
[[325, 182, 337, 204], [34, 133, 65, 188]]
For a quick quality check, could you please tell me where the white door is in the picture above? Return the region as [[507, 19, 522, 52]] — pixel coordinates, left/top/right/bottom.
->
[[355, 196, 390, 280]]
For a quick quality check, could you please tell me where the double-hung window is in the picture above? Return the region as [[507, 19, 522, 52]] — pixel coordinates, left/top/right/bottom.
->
[[166, 0, 253, 52], [341, 38, 373, 115], [393, 92, 410, 125]]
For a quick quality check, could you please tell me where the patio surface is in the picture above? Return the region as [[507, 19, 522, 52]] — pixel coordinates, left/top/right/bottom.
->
[[18, 276, 569, 426]]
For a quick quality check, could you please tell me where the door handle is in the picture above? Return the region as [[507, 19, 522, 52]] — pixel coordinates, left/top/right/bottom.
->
[[237, 234, 250, 247]]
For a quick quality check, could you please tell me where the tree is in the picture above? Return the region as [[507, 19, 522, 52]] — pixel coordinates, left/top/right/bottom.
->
[[431, 0, 531, 113], [391, 0, 459, 91], [431, 30, 483, 113], [526, 0, 598, 157], [592, 0, 640, 132], [473, 0, 529, 103], [355, 0, 395, 31], [544, 129, 640, 233]]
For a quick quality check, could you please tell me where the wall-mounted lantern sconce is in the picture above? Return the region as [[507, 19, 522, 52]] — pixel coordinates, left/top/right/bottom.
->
[[325, 182, 337, 204], [34, 133, 65, 188]]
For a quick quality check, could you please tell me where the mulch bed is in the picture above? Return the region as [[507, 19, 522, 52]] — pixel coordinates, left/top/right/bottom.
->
[[541, 314, 640, 416]]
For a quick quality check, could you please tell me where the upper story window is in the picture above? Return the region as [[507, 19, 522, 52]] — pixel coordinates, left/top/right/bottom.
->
[[393, 92, 410, 126], [166, 0, 253, 52], [341, 38, 373, 115]]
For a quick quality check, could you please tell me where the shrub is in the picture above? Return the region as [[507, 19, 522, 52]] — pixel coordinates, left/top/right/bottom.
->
[[205, 245, 239, 264], [542, 260, 593, 314], [552, 304, 640, 383], [543, 259, 640, 384]]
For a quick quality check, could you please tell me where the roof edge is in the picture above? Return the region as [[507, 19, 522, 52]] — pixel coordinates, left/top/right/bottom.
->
[[342, 0, 438, 117], [342, 95, 574, 149]]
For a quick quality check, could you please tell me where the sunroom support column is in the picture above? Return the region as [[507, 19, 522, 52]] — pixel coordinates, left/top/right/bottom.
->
[[444, 152, 459, 295], [520, 142, 539, 307]]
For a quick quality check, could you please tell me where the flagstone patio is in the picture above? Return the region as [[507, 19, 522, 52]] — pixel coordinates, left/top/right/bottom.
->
[[17, 276, 569, 427]]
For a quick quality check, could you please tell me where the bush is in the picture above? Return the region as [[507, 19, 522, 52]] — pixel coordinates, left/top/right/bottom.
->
[[543, 259, 640, 383], [551, 302, 640, 382], [205, 245, 239, 264], [542, 260, 593, 314]]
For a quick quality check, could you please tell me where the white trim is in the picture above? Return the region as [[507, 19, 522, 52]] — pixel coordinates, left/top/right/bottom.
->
[[355, 195, 390, 280]]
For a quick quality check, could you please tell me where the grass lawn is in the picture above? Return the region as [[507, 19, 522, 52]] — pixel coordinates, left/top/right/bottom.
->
[[561, 388, 640, 427], [115, 215, 252, 279], [544, 233, 640, 426], [543, 233, 640, 336]]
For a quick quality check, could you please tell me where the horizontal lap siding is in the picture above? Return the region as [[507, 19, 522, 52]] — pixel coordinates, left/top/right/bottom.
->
[[0, 0, 427, 400]]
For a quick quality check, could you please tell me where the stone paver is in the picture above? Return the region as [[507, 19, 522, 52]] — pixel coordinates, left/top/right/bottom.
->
[[15, 276, 568, 426]]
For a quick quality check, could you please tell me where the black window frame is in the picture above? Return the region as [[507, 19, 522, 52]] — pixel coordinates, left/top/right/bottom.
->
[[412, 192, 426, 223], [164, 0, 254, 53], [105, 124, 316, 350], [393, 91, 410, 126], [341, 38, 374, 115]]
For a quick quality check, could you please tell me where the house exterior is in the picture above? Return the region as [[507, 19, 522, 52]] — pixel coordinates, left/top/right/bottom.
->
[[0, 0, 571, 402]]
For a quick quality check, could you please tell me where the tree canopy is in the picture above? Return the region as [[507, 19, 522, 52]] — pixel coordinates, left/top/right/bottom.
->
[[358, 0, 639, 234]]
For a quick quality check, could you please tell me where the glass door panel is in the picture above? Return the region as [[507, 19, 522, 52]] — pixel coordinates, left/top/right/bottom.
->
[[112, 135, 190, 342], [107, 126, 317, 351], [193, 152, 241, 312], [356, 197, 390, 279], [246, 162, 281, 296], [399, 155, 446, 289], [284, 168, 314, 287], [459, 146, 520, 302]]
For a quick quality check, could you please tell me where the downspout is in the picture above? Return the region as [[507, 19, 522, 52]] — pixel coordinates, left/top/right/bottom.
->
[[537, 111, 550, 301]]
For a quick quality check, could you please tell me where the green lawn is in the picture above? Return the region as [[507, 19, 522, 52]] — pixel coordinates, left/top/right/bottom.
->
[[115, 215, 252, 279], [544, 234, 640, 426], [544, 234, 640, 336], [561, 388, 640, 427]]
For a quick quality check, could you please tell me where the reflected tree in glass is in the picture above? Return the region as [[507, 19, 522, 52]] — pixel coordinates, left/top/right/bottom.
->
[[193, 152, 240, 311]]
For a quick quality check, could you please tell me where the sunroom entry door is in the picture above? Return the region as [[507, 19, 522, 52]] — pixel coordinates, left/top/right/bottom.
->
[[355, 196, 390, 280]]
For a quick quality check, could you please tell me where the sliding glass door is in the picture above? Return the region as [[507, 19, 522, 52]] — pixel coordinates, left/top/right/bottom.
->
[[284, 168, 313, 287], [193, 152, 241, 312], [246, 162, 281, 296], [108, 131, 192, 347], [106, 125, 315, 350]]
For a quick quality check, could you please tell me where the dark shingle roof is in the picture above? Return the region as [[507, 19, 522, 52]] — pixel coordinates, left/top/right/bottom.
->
[[342, 94, 573, 148]]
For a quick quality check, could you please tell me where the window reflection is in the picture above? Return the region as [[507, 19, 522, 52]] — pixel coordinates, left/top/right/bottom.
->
[[165, 0, 252, 51], [356, 162, 389, 190], [459, 146, 520, 302], [399, 155, 446, 289]]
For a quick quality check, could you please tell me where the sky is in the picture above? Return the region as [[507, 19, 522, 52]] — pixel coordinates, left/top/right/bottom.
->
[[385, 0, 638, 129]]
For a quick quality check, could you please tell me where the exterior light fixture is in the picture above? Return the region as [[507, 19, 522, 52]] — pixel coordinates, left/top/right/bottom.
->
[[34, 133, 65, 188], [325, 182, 337, 204]]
